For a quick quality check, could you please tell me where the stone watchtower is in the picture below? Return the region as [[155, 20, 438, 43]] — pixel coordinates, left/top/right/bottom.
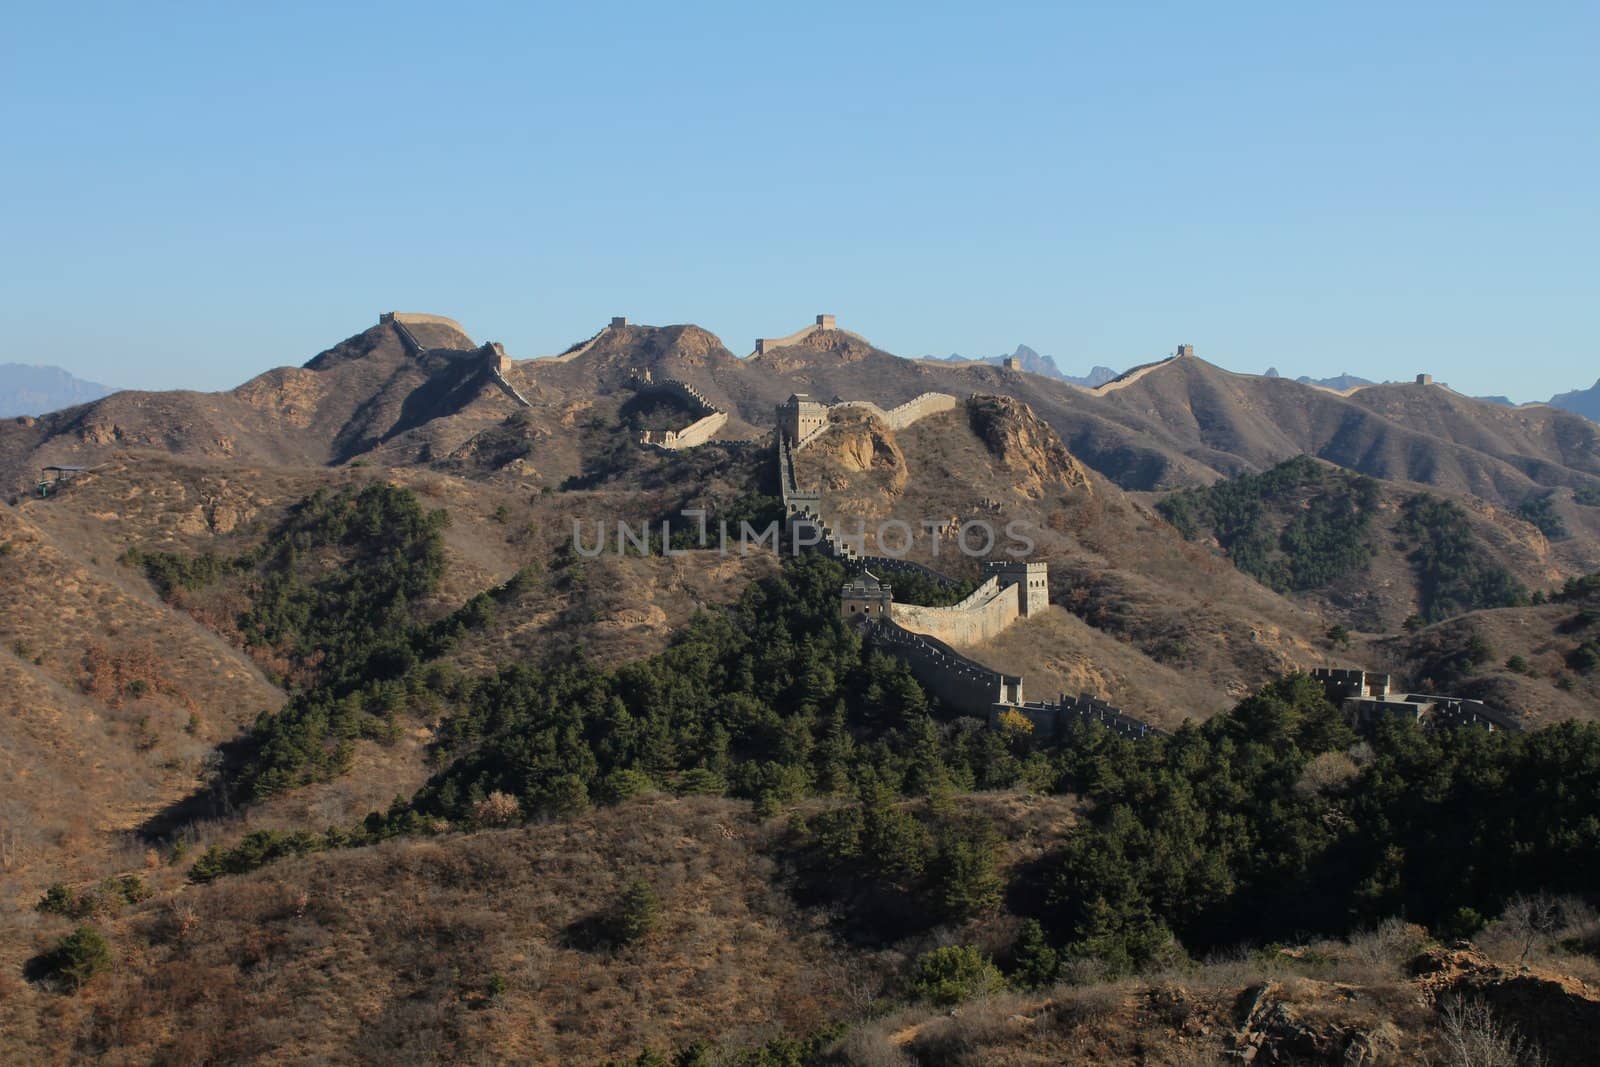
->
[[840, 571, 893, 620], [778, 393, 829, 443], [1176, 343, 1195, 358], [988, 561, 1050, 617]]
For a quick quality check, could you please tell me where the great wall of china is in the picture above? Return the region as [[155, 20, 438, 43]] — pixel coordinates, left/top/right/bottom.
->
[[627, 370, 730, 451], [751, 313, 874, 356], [379, 312, 531, 408], [372, 312, 1508, 740], [769, 361, 1166, 740]]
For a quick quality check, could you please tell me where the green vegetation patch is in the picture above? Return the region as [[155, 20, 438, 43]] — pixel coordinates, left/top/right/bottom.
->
[[1157, 456, 1380, 594], [1515, 495, 1569, 540], [1399, 494, 1527, 622]]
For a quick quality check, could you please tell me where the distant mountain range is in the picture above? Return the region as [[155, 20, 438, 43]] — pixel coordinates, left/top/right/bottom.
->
[[1550, 379, 1600, 422], [1261, 367, 1568, 412], [0, 363, 114, 417], [1263, 367, 1379, 391], [928, 345, 1118, 387]]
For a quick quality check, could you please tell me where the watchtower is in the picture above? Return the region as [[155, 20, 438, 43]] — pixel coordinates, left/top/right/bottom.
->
[[777, 393, 829, 444], [988, 560, 1050, 617], [840, 570, 893, 620], [1176, 344, 1195, 358], [611, 316, 629, 328], [816, 314, 836, 330], [1416, 373, 1434, 385]]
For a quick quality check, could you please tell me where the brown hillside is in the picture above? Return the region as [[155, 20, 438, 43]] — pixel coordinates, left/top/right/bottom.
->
[[1365, 595, 1600, 725], [0, 497, 283, 909]]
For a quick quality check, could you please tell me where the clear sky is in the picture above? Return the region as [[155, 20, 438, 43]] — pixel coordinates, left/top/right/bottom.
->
[[3, 1, 1595, 401]]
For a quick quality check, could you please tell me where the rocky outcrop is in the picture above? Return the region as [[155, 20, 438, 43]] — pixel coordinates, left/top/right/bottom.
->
[[1410, 945, 1600, 1066], [1227, 981, 1398, 1064], [966, 394, 1091, 498]]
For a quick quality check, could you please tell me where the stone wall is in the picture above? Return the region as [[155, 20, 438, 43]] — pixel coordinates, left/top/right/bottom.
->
[[890, 578, 1021, 646], [869, 618, 1022, 716], [381, 312, 476, 355], [384, 312, 469, 331], [633, 376, 717, 418], [642, 411, 728, 450], [1313, 667, 1521, 732], [830, 392, 957, 431], [633, 375, 725, 450], [752, 315, 870, 356], [995, 695, 1162, 740], [782, 391, 956, 453]]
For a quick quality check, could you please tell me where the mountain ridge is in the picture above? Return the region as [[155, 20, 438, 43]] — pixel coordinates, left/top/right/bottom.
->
[[0, 363, 114, 418]]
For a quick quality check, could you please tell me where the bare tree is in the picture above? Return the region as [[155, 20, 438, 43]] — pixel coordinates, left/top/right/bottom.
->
[[1437, 996, 1546, 1067], [1499, 892, 1563, 963]]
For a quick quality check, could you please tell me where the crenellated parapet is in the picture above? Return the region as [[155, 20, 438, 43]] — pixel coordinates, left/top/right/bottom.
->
[[1312, 666, 1521, 732], [996, 694, 1162, 740], [867, 616, 1023, 715], [630, 371, 727, 450], [778, 391, 956, 453]]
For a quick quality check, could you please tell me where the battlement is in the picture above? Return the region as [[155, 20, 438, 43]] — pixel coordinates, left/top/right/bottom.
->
[[1310, 667, 1391, 701], [840, 570, 893, 620], [754, 313, 858, 355], [996, 694, 1162, 741], [631, 373, 727, 450], [777, 393, 830, 448], [1312, 666, 1519, 732], [868, 617, 1023, 714], [379, 311, 474, 354], [1176, 343, 1195, 358], [986, 559, 1050, 616], [779, 391, 956, 452]]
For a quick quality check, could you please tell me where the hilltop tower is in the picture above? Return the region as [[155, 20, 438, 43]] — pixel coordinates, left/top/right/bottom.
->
[[777, 393, 829, 444], [1176, 343, 1195, 358], [988, 560, 1050, 617]]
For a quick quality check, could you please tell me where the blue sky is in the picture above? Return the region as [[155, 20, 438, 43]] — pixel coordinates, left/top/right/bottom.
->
[[3, 1, 1595, 400]]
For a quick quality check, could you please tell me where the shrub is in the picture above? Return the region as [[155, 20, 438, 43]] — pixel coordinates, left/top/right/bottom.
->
[[1439, 906, 1488, 941], [908, 945, 1005, 1006], [1009, 918, 1060, 988], [599, 768, 656, 803], [996, 708, 1035, 739], [608, 877, 661, 946], [41, 926, 111, 992], [1437, 995, 1547, 1067], [674, 768, 727, 797], [189, 829, 323, 883], [36, 883, 94, 919], [472, 790, 521, 827]]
